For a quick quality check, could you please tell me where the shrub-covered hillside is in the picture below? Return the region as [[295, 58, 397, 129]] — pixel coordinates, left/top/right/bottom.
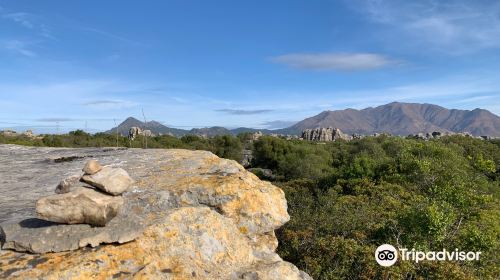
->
[[252, 135, 499, 279]]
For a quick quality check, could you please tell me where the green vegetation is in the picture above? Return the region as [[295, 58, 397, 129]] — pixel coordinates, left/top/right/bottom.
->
[[252, 135, 499, 279], [2, 131, 499, 279]]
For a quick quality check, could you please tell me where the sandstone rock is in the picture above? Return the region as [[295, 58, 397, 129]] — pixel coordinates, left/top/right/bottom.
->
[[0, 207, 310, 279], [81, 167, 134, 195], [55, 174, 82, 194], [36, 187, 124, 226], [0, 145, 310, 279], [82, 160, 102, 175], [302, 127, 350, 141], [1, 212, 145, 253]]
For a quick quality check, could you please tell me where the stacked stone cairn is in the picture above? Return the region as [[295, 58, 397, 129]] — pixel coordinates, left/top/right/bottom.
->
[[36, 160, 134, 227]]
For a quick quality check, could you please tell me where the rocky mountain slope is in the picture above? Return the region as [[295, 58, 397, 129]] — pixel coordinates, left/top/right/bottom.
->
[[106, 118, 275, 137], [105, 102, 500, 137], [0, 144, 311, 279], [105, 117, 189, 136], [283, 102, 500, 136]]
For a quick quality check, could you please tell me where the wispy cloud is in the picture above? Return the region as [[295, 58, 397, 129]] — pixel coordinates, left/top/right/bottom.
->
[[82, 99, 137, 109], [215, 109, 274, 115], [1, 11, 54, 39], [261, 120, 297, 129], [82, 27, 139, 45], [83, 100, 124, 106], [271, 53, 397, 71], [35, 117, 75, 122], [453, 94, 498, 104], [3, 12, 34, 28], [1, 40, 36, 57], [350, 0, 500, 52]]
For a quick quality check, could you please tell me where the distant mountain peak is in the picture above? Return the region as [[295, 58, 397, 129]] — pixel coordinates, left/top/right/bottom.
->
[[285, 102, 500, 136], [106, 117, 188, 136]]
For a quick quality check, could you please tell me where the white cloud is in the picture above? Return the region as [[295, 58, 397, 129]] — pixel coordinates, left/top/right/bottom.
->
[[271, 53, 396, 71], [83, 100, 124, 106], [215, 109, 274, 115], [351, 0, 500, 52], [1, 40, 36, 57], [83, 99, 137, 109]]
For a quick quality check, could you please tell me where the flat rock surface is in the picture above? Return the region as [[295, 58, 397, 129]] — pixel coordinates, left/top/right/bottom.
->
[[0, 144, 310, 280]]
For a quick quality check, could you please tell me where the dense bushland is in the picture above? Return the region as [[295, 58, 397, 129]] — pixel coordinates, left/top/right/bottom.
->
[[252, 135, 499, 279]]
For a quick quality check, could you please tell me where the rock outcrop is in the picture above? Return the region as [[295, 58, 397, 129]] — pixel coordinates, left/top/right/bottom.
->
[[0, 145, 311, 279], [128, 126, 154, 140], [302, 127, 350, 141]]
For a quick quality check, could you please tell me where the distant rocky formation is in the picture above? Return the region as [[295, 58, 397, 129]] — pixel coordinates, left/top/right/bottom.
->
[[405, 131, 498, 140], [1, 129, 39, 139], [0, 145, 311, 279], [251, 131, 263, 141], [301, 127, 350, 141], [128, 126, 154, 140]]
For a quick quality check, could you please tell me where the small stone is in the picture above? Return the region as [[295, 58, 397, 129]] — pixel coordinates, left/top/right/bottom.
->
[[36, 187, 124, 226], [83, 160, 102, 175], [82, 167, 134, 196], [55, 174, 81, 194]]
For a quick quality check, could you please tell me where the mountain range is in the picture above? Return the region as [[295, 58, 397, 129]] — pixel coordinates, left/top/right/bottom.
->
[[106, 102, 500, 137]]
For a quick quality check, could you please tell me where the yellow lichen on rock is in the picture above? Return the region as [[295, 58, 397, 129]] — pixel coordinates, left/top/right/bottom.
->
[[0, 148, 311, 280]]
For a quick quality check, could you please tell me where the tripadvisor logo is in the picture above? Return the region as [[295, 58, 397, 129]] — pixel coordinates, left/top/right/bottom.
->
[[375, 244, 482, 267], [375, 244, 398, 267]]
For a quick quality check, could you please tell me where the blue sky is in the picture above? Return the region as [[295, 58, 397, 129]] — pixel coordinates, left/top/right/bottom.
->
[[1, 0, 500, 133]]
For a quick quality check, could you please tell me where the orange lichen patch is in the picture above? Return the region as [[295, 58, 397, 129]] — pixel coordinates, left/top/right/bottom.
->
[[163, 230, 178, 239], [0, 240, 154, 279], [239, 226, 249, 234]]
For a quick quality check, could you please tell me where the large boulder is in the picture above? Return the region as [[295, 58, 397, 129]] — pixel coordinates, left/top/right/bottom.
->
[[0, 146, 310, 280], [81, 167, 134, 195], [36, 187, 124, 226]]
